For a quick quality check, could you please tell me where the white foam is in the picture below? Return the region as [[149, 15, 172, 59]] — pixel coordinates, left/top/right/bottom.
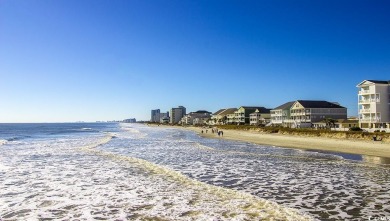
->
[[0, 139, 7, 146]]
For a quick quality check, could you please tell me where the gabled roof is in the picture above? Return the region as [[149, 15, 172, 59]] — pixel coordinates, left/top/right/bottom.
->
[[295, 100, 346, 109], [194, 110, 211, 114], [337, 119, 359, 123], [213, 109, 226, 115], [357, 80, 390, 87], [220, 108, 238, 116], [250, 108, 271, 114], [273, 101, 295, 110], [366, 80, 390, 84]]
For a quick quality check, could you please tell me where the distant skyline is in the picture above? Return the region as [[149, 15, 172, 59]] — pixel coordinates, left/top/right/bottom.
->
[[1, 0, 389, 122]]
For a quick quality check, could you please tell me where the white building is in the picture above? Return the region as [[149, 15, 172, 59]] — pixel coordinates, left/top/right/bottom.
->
[[169, 106, 186, 124], [357, 80, 390, 131]]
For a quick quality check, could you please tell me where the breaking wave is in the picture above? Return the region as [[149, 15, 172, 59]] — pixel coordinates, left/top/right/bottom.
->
[[0, 139, 7, 146], [81, 144, 312, 220]]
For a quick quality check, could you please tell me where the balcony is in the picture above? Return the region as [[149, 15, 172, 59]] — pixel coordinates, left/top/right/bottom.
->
[[359, 99, 380, 104], [359, 109, 371, 113], [359, 118, 381, 123], [358, 90, 371, 94]]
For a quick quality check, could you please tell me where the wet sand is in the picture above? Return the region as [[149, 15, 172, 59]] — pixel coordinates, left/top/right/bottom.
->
[[182, 126, 390, 158]]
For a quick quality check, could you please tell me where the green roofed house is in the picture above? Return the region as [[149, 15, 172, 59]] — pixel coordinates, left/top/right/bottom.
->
[[270, 101, 295, 127], [233, 106, 270, 125]]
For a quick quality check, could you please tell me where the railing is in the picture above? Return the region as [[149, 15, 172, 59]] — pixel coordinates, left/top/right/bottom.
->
[[359, 109, 371, 113], [359, 90, 371, 94], [359, 118, 381, 122], [359, 99, 380, 103]]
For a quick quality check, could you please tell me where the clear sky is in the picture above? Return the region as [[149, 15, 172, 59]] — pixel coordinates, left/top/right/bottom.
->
[[0, 0, 389, 122]]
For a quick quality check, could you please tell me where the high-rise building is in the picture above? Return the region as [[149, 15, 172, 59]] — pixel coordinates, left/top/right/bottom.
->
[[357, 80, 390, 131], [151, 109, 160, 122], [169, 106, 186, 124]]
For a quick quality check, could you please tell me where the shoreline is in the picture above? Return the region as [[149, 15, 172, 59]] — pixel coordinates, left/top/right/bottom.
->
[[169, 126, 390, 159]]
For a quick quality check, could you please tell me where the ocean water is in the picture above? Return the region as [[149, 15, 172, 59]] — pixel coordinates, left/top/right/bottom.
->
[[0, 123, 389, 220]]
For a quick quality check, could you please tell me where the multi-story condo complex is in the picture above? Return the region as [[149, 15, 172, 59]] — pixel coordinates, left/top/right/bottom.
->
[[357, 80, 390, 130], [249, 108, 271, 126], [181, 110, 211, 125], [270, 101, 295, 127], [288, 100, 347, 128], [210, 108, 237, 125], [150, 109, 160, 122], [169, 106, 186, 124]]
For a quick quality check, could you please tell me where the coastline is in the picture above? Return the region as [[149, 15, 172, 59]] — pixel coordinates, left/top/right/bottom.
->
[[168, 125, 390, 159]]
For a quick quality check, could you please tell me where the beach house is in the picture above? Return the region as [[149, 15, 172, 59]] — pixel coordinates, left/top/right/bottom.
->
[[249, 108, 271, 126], [287, 100, 347, 128], [233, 106, 270, 125], [270, 101, 295, 127], [181, 110, 211, 125], [357, 80, 390, 131], [210, 108, 237, 125]]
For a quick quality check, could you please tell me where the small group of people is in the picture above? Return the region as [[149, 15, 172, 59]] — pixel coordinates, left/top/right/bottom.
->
[[201, 127, 224, 137]]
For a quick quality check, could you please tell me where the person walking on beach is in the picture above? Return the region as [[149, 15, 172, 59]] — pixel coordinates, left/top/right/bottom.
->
[[201, 130, 203, 134], [221, 131, 223, 136]]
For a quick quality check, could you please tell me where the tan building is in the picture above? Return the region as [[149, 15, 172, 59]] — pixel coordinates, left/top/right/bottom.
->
[[210, 108, 237, 125], [357, 80, 390, 131], [170, 106, 186, 124]]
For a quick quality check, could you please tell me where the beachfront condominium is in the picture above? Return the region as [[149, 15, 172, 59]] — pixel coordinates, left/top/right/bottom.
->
[[169, 106, 186, 124], [151, 109, 160, 122], [357, 80, 390, 131]]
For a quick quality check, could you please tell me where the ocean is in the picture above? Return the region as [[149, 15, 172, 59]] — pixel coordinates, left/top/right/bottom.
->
[[0, 123, 389, 220]]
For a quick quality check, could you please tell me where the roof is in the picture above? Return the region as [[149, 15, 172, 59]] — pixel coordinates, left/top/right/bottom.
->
[[220, 108, 238, 116], [194, 110, 211, 114], [273, 101, 295, 110], [366, 80, 390, 84], [250, 108, 271, 114], [357, 80, 390, 87], [337, 119, 359, 124], [213, 109, 226, 115], [296, 100, 346, 109]]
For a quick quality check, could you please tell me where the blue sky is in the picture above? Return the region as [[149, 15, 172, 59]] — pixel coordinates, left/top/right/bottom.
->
[[0, 0, 389, 122]]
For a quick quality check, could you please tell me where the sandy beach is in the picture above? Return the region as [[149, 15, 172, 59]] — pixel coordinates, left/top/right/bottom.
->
[[179, 126, 390, 159]]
